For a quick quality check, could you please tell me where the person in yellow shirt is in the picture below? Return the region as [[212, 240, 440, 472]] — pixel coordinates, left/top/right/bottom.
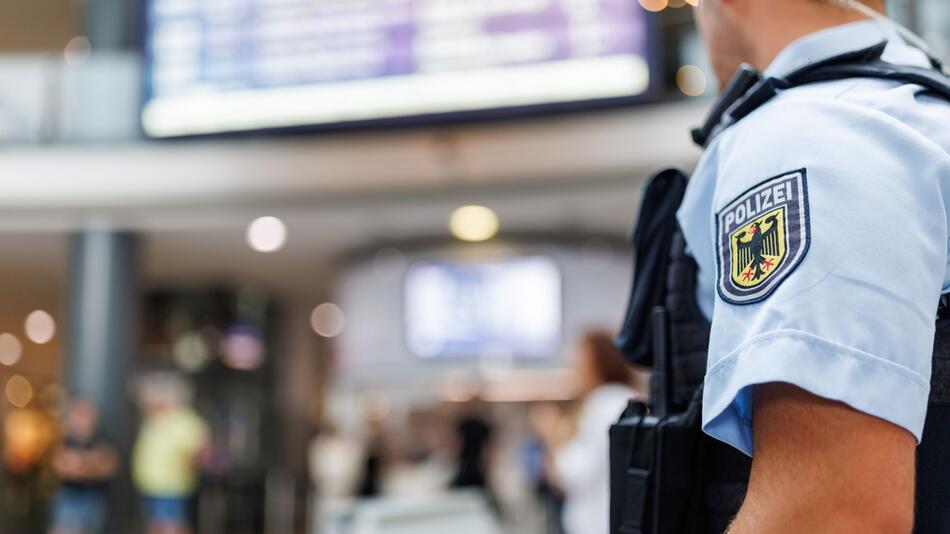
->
[[132, 374, 209, 534]]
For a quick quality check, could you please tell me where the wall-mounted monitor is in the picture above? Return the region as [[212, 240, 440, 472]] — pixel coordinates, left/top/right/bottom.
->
[[404, 256, 561, 358], [142, 0, 655, 137]]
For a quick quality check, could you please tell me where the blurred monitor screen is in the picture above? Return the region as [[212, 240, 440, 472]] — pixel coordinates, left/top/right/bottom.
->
[[404, 256, 561, 358], [142, 0, 653, 137]]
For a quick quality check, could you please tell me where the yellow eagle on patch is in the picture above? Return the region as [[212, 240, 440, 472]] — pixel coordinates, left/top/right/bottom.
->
[[731, 210, 785, 288]]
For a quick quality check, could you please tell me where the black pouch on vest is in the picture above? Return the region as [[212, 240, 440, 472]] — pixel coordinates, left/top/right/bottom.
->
[[611, 168, 701, 534], [915, 305, 950, 533], [610, 308, 706, 534], [610, 168, 751, 534], [615, 169, 689, 368]]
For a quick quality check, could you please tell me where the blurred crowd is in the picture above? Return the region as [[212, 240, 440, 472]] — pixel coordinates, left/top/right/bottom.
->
[[2, 373, 209, 534], [0, 328, 644, 534], [308, 330, 646, 534]]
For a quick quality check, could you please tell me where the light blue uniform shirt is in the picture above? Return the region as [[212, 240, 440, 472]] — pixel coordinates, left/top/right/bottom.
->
[[678, 20, 950, 456]]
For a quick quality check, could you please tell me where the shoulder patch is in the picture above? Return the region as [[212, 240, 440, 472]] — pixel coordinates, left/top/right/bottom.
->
[[716, 169, 810, 305]]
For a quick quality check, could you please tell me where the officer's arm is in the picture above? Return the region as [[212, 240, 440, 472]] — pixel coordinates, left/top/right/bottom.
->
[[728, 383, 916, 534]]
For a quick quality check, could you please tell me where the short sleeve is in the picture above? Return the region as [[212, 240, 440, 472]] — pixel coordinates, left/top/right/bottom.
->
[[700, 98, 949, 456]]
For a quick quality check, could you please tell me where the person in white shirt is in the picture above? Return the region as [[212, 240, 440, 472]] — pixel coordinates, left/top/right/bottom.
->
[[531, 331, 643, 534]]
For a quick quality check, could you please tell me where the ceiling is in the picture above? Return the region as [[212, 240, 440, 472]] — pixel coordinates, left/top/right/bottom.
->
[[0, 0, 77, 52], [0, 101, 704, 214], [0, 100, 706, 297]]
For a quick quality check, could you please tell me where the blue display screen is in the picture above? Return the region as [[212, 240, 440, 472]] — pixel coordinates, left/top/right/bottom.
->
[[143, 0, 653, 137], [404, 256, 561, 359]]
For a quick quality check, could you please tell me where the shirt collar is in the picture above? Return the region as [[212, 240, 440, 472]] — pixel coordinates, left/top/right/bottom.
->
[[764, 19, 929, 78]]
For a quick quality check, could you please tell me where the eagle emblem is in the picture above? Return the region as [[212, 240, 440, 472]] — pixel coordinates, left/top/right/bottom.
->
[[730, 209, 785, 288], [717, 170, 810, 305]]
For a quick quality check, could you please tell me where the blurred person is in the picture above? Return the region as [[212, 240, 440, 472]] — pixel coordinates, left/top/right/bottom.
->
[[356, 419, 385, 498], [519, 433, 564, 534], [531, 331, 637, 534], [132, 374, 209, 534], [449, 398, 495, 495], [380, 408, 453, 496], [48, 398, 117, 534], [308, 420, 364, 534], [308, 421, 363, 500]]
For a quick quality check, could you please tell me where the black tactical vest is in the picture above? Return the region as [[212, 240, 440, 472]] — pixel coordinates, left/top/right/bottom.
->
[[612, 42, 950, 534]]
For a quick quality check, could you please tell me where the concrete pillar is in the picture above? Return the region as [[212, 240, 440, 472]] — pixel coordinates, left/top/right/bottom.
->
[[65, 230, 139, 531], [83, 0, 134, 50]]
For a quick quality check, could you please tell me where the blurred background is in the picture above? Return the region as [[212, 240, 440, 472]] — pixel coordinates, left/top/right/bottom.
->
[[0, 1, 946, 533]]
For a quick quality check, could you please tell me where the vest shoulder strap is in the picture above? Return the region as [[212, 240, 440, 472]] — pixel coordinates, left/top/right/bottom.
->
[[694, 41, 950, 147]]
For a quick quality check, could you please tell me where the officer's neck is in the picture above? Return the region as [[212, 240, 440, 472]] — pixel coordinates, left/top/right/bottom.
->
[[742, 4, 882, 73]]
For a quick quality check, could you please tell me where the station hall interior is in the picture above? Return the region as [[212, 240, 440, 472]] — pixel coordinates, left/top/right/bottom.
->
[[0, 1, 948, 533]]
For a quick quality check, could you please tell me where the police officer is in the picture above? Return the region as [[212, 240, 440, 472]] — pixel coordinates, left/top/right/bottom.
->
[[677, 0, 950, 532]]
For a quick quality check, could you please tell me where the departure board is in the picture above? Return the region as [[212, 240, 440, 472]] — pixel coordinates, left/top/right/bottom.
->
[[143, 0, 652, 137]]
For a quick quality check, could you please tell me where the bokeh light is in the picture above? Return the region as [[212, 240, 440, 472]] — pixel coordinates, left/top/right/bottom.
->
[[676, 65, 708, 97], [357, 389, 391, 421], [311, 303, 345, 338], [64, 36, 92, 66], [0, 333, 23, 366], [173, 331, 211, 373], [6, 375, 33, 408], [3, 407, 55, 471], [246, 216, 288, 253], [449, 205, 499, 242], [24, 310, 56, 344], [219, 325, 265, 370], [639, 0, 668, 12]]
